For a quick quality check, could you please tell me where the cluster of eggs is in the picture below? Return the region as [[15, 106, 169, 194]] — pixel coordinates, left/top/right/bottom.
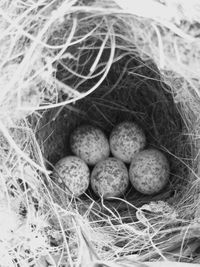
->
[[52, 122, 170, 199]]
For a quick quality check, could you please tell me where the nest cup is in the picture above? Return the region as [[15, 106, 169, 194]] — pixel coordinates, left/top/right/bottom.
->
[[35, 43, 192, 215]]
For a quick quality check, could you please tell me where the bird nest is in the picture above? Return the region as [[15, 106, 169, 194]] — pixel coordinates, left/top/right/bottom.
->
[[1, 0, 200, 266]]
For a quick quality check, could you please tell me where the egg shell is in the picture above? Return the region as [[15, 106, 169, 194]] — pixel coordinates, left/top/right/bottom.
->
[[129, 149, 170, 195], [91, 157, 129, 199], [52, 156, 90, 197], [109, 121, 146, 163], [70, 125, 110, 165]]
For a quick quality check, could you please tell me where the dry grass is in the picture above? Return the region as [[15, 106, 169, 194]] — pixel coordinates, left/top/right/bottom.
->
[[1, 0, 200, 266]]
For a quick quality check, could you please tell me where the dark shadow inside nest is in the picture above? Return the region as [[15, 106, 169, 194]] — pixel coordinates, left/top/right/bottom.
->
[[35, 48, 192, 218]]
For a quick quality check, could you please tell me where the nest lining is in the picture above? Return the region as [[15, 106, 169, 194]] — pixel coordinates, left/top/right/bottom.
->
[[34, 45, 194, 219]]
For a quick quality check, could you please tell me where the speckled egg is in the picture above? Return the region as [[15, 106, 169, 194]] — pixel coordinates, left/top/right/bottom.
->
[[129, 149, 170, 195], [70, 125, 110, 165], [52, 156, 90, 197], [91, 157, 129, 199], [109, 121, 146, 163]]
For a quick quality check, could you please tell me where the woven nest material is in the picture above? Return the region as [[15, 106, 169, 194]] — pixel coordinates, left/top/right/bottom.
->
[[2, 0, 200, 266]]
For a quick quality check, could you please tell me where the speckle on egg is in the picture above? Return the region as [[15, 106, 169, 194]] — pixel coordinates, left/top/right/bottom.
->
[[52, 156, 90, 197], [91, 157, 129, 199], [109, 121, 146, 163], [70, 125, 110, 165], [129, 149, 170, 195]]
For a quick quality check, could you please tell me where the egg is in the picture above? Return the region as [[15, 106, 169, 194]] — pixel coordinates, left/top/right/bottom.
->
[[91, 157, 129, 199], [70, 125, 110, 165], [129, 149, 170, 195], [109, 121, 146, 163], [52, 156, 90, 197]]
